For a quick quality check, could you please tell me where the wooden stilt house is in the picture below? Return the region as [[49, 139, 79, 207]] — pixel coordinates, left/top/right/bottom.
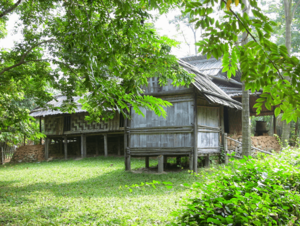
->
[[30, 96, 125, 160], [124, 60, 242, 172]]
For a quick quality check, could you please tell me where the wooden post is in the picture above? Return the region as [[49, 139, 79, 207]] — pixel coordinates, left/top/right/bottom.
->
[[64, 136, 68, 160], [204, 155, 210, 168], [158, 155, 164, 173], [224, 133, 228, 164], [104, 134, 108, 157], [193, 91, 198, 173], [81, 134, 86, 158], [273, 115, 277, 134], [124, 116, 129, 170], [189, 154, 193, 170], [95, 138, 99, 156], [45, 138, 49, 160], [40, 117, 42, 145], [117, 136, 121, 156], [145, 157, 149, 168]]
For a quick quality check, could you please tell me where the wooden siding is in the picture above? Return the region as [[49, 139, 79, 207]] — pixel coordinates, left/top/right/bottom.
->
[[197, 106, 220, 154], [143, 78, 191, 94], [45, 112, 122, 135], [228, 108, 242, 135], [128, 95, 194, 155]]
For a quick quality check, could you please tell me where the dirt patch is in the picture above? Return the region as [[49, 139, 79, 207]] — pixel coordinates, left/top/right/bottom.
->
[[10, 145, 45, 163]]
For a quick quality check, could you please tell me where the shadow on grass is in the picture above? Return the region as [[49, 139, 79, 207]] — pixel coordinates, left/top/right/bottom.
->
[[0, 156, 198, 203]]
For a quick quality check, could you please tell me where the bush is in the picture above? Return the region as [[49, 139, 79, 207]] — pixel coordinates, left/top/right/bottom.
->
[[173, 150, 300, 225]]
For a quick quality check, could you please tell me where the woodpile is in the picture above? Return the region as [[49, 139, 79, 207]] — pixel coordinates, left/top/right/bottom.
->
[[227, 135, 280, 156], [10, 145, 45, 163]]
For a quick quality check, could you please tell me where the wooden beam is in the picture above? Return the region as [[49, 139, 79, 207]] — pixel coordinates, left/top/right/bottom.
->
[[45, 138, 49, 159], [189, 154, 193, 171], [193, 91, 198, 173], [104, 134, 108, 157], [64, 136, 68, 160], [145, 157, 149, 168], [124, 115, 128, 170], [158, 155, 164, 173], [40, 117, 42, 145], [81, 134, 86, 158]]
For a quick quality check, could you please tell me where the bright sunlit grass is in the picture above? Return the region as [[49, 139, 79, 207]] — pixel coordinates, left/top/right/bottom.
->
[[0, 156, 198, 225]]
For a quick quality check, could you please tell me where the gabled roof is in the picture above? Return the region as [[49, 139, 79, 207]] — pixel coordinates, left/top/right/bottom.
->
[[178, 60, 242, 110], [30, 59, 242, 117]]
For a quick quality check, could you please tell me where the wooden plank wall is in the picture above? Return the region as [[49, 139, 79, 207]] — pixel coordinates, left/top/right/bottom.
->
[[129, 94, 194, 156], [228, 108, 242, 135], [45, 112, 121, 135]]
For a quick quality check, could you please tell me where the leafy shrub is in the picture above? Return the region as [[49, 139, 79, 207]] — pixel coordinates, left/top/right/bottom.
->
[[173, 150, 300, 225]]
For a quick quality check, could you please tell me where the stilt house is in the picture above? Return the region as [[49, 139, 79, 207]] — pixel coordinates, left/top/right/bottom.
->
[[30, 59, 243, 172]]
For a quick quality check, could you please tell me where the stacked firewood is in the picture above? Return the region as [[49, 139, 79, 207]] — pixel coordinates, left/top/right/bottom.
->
[[227, 135, 281, 156], [10, 145, 45, 163]]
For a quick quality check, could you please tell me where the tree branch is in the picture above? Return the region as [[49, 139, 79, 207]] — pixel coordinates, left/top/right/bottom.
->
[[0, 0, 22, 18], [292, 0, 300, 18], [221, 0, 284, 80], [0, 39, 56, 76]]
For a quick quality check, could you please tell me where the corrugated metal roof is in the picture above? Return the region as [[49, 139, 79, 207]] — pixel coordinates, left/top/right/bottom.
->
[[178, 60, 242, 110], [181, 56, 222, 76]]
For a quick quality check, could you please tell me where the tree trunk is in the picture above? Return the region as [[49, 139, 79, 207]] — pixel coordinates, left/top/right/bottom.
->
[[282, 0, 292, 147], [242, 0, 251, 156], [269, 116, 274, 136]]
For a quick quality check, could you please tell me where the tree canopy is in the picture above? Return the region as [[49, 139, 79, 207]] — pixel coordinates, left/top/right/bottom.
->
[[182, 0, 300, 124], [0, 0, 193, 140]]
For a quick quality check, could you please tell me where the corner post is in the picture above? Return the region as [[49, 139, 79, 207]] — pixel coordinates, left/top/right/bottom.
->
[[193, 91, 198, 173], [39, 116, 42, 145], [81, 134, 86, 158], [45, 138, 49, 160], [64, 136, 68, 160], [158, 155, 164, 173], [204, 155, 210, 168], [124, 114, 129, 170], [104, 134, 108, 157]]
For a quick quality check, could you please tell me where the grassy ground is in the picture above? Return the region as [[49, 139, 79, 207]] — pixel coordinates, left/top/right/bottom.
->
[[0, 156, 199, 225]]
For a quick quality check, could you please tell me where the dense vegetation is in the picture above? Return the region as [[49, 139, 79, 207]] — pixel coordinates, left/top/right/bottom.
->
[[173, 149, 300, 225]]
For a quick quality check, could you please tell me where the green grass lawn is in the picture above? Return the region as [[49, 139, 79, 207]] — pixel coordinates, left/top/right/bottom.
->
[[0, 156, 199, 225]]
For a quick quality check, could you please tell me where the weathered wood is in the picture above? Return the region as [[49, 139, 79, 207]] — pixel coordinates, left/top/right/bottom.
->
[[81, 134, 86, 158], [118, 136, 121, 155], [145, 156, 149, 168], [158, 155, 164, 173], [40, 117, 42, 145], [64, 136, 68, 160], [45, 138, 49, 159], [223, 133, 228, 164], [204, 155, 210, 168], [189, 154, 193, 171], [104, 134, 108, 157], [198, 125, 221, 130], [194, 92, 198, 173], [124, 114, 129, 170]]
